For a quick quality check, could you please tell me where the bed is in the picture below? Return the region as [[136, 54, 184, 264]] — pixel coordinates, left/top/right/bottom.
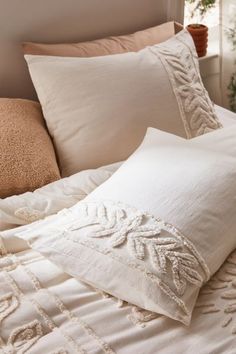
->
[[0, 229, 235, 354], [1, 104, 236, 354], [0, 1, 236, 353], [0, 107, 236, 353]]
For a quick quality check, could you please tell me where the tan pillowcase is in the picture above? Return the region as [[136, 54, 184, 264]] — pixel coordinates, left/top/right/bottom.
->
[[0, 99, 60, 198], [23, 21, 183, 57]]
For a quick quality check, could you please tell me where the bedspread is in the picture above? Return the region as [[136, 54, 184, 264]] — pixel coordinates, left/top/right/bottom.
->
[[0, 105, 236, 354], [0, 226, 236, 354]]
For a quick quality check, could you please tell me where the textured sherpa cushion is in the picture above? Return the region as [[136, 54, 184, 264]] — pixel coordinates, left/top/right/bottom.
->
[[0, 98, 60, 198]]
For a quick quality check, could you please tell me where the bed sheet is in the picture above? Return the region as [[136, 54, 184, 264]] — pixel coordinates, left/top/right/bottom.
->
[[0, 233, 236, 354], [0, 105, 236, 354]]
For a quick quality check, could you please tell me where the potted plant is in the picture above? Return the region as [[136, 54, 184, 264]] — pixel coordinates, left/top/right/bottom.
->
[[186, 0, 216, 57]]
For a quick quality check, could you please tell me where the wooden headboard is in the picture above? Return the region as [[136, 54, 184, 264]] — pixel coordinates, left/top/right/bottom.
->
[[0, 0, 184, 100]]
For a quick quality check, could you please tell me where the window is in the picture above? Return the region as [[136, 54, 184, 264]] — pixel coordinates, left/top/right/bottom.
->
[[184, 0, 220, 53]]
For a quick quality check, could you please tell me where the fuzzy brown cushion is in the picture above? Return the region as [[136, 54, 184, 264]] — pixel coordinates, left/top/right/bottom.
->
[[0, 98, 60, 198]]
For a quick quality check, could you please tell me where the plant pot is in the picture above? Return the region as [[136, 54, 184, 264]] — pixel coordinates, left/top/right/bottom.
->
[[187, 24, 208, 58]]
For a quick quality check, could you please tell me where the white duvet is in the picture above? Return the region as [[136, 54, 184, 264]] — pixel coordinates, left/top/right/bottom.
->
[[0, 106, 236, 354]]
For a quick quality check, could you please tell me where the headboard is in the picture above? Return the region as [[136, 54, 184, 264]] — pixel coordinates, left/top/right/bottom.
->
[[0, 0, 184, 100]]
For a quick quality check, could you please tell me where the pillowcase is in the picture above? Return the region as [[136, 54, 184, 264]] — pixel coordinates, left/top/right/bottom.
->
[[23, 21, 183, 57], [17, 125, 236, 325], [0, 162, 120, 256], [25, 30, 221, 177], [0, 99, 60, 198], [0, 161, 121, 231]]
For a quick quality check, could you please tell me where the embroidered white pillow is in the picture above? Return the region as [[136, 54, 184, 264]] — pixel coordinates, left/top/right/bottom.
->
[[25, 30, 221, 176], [16, 126, 236, 325]]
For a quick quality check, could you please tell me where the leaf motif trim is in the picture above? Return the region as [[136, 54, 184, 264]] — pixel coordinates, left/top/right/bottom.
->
[[7, 319, 43, 354], [148, 38, 222, 138], [0, 292, 19, 323], [0, 236, 7, 256], [66, 200, 210, 297]]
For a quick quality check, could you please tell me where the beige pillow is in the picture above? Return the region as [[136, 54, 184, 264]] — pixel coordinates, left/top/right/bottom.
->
[[25, 30, 221, 177], [17, 125, 236, 325], [23, 21, 183, 57], [0, 99, 60, 198]]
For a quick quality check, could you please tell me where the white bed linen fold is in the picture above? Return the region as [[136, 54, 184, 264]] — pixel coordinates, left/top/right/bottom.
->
[[0, 105, 236, 353], [0, 229, 236, 354]]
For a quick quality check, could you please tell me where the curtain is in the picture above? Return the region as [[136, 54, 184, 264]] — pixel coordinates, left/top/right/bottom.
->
[[166, 0, 185, 23], [221, 0, 236, 111]]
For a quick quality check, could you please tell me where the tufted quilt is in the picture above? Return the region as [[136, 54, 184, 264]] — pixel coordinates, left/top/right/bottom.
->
[[0, 105, 236, 354]]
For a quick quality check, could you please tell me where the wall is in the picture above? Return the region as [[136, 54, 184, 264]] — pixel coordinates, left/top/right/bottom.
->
[[0, 0, 184, 99]]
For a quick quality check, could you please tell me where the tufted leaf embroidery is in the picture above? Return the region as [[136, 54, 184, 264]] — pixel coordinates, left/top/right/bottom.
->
[[0, 293, 19, 323], [15, 207, 45, 223], [49, 349, 68, 354], [196, 249, 236, 335], [7, 319, 43, 354], [67, 200, 208, 297], [221, 290, 236, 300], [127, 306, 160, 328], [227, 253, 236, 266], [0, 255, 18, 272], [224, 303, 236, 314], [0, 236, 7, 256], [149, 41, 222, 138]]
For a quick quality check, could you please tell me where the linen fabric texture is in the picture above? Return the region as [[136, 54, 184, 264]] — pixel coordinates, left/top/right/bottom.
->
[[16, 125, 236, 325], [25, 30, 221, 177]]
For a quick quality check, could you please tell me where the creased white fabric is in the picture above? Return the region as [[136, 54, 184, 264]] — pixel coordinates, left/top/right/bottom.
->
[[0, 162, 121, 232], [0, 106, 236, 351], [25, 30, 220, 176], [0, 229, 236, 354], [12, 124, 236, 326]]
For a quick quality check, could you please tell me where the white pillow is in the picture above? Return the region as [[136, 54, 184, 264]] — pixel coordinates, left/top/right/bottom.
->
[[215, 104, 236, 127], [25, 30, 221, 176], [15, 126, 236, 325]]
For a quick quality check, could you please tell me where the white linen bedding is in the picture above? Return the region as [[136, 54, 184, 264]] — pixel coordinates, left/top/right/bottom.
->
[[0, 230, 236, 354], [0, 105, 236, 354], [0, 162, 121, 232]]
